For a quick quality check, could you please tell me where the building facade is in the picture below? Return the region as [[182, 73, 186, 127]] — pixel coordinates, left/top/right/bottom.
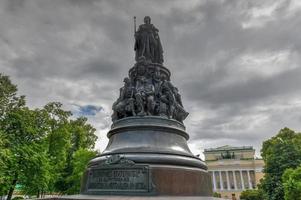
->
[[204, 145, 264, 199]]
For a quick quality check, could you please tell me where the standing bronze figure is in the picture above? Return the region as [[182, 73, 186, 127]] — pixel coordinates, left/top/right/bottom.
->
[[134, 16, 164, 64]]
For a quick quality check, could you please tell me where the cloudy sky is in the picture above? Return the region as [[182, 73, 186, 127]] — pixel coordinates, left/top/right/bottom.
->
[[1, 0, 301, 159]]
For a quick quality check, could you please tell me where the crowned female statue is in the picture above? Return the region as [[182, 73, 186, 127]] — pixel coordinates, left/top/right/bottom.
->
[[134, 16, 164, 64]]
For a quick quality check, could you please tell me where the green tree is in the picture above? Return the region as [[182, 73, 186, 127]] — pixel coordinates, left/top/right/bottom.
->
[[240, 189, 263, 200], [259, 128, 301, 200], [0, 73, 25, 119], [69, 117, 97, 151], [1, 108, 51, 200], [0, 130, 12, 198], [57, 117, 97, 194], [282, 165, 301, 200], [0, 74, 99, 197], [66, 148, 97, 194], [0, 74, 26, 199], [43, 102, 72, 194]]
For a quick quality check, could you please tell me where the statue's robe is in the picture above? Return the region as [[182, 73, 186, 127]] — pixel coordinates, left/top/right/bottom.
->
[[134, 24, 163, 64]]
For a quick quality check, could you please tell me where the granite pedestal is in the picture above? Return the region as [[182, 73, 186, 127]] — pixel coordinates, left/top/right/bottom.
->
[[80, 117, 212, 196]]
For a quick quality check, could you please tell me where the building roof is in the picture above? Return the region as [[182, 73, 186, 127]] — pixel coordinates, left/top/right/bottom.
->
[[204, 145, 254, 152]]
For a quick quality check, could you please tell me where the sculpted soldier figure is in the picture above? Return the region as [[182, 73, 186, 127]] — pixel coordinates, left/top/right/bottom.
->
[[153, 66, 161, 97], [112, 77, 136, 121], [171, 87, 189, 122], [159, 75, 175, 118], [173, 87, 183, 107], [135, 77, 155, 116], [134, 16, 164, 64]]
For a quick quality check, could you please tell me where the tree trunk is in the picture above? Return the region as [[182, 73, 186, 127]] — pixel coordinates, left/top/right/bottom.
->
[[36, 190, 40, 198], [7, 173, 18, 200]]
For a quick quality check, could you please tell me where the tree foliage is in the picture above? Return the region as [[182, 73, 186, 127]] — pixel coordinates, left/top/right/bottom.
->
[[66, 148, 97, 194], [0, 74, 25, 119], [259, 128, 301, 200], [0, 74, 26, 198], [282, 165, 301, 200], [0, 74, 99, 199], [1, 108, 51, 198]]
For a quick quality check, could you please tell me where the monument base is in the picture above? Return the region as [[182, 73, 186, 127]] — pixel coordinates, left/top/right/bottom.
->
[[150, 165, 211, 196], [81, 163, 212, 196], [80, 117, 212, 196]]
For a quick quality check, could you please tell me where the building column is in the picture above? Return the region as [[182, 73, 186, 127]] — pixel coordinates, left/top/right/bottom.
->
[[233, 171, 238, 190], [226, 171, 230, 190], [240, 170, 245, 190], [247, 170, 252, 189], [219, 171, 224, 190], [212, 171, 217, 191]]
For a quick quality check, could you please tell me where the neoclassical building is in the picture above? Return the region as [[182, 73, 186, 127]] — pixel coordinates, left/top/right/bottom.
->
[[204, 145, 264, 199]]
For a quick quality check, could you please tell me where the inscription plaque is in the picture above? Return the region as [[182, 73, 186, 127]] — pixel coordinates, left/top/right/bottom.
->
[[86, 165, 151, 193]]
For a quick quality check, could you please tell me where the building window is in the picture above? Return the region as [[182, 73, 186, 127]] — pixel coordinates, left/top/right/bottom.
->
[[249, 170, 256, 189], [235, 171, 242, 189], [214, 171, 221, 189], [221, 171, 228, 190], [242, 171, 249, 189], [228, 171, 235, 189]]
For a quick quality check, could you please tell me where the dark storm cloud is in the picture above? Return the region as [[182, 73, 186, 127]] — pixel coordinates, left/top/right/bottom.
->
[[79, 58, 120, 79], [1, 0, 301, 155], [184, 64, 301, 107]]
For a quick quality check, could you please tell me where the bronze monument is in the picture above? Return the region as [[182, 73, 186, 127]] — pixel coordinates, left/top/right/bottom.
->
[[79, 16, 214, 198]]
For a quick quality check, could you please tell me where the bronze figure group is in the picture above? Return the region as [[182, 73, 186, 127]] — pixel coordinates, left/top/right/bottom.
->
[[112, 16, 188, 123]]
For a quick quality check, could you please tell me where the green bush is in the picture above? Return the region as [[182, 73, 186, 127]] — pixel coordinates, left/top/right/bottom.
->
[[240, 189, 263, 200], [213, 192, 221, 197]]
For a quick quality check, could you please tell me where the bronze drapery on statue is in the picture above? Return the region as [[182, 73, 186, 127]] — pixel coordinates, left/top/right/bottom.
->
[[134, 16, 164, 64]]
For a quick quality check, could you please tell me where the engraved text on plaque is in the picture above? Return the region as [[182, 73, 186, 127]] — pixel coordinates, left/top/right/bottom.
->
[[86, 165, 151, 193]]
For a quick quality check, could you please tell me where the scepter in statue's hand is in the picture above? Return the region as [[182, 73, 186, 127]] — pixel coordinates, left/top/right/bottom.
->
[[134, 16, 137, 35]]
